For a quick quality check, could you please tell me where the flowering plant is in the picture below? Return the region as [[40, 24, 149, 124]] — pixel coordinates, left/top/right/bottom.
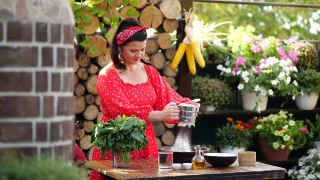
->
[[215, 117, 253, 149], [250, 111, 309, 151], [217, 26, 301, 99], [288, 148, 320, 179]]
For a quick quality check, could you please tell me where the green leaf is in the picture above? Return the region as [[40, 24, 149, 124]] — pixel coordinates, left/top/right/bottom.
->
[[82, 16, 91, 24], [80, 39, 90, 47]]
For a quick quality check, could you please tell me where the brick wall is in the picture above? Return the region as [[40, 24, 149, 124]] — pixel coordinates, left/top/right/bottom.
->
[[0, 0, 75, 160]]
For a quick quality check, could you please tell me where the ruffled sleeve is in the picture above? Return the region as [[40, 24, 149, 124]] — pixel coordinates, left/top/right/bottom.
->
[[97, 70, 153, 122], [146, 65, 190, 124]]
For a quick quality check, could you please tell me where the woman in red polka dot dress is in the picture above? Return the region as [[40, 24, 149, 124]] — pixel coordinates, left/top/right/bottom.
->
[[90, 18, 200, 180]]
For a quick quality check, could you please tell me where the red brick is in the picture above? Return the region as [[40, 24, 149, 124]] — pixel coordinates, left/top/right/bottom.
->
[[36, 22, 48, 42], [54, 145, 64, 157], [63, 72, 74, 92], [0, 147, 37, 157], [0, 22, 3, 41], [16, 0, 27, 20], [44, 96, 54, 117], [51, 23, 61, 43], [36, 71, 48, 92], [63, 24, 74, 45], [57, 96, 75, 116], [7, 21, 32, 42], [67, 48, 75, 67], [50, 122, 60, 141], [62, 120, 74, 141], [0, 46, 38, 67], [0, 72, 32, 91], [57, 48, 65, 67], [65, 143, 74, 161], [0, 122, 32, 142], [42, 47, 53, 67], [51, 73, 61, 91], [0, 96, 39, 118], [36, 122, 48, 142]]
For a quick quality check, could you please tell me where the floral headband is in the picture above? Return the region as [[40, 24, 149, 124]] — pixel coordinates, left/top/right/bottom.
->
[[116, 26, 147, 46]]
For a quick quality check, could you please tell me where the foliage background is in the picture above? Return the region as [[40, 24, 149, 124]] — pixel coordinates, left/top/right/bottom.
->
[[194, 0, 320, 40]]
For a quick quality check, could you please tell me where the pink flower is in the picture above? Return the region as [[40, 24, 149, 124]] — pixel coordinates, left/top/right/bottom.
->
[[259, 39, 270, 48], [245, 35, 254, 43], [257, 34, 264, 40], [277, 48, 287, 60], [284, 37, 297, 45], [251, 45, 261, 53], [253, 66, 261, 73], [232, 67, 239, 74], [236, 57, 246, 66], [299, 127, 309, 134], [288, 51, 299, 62]]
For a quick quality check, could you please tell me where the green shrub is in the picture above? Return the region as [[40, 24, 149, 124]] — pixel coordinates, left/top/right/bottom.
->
[[0, 153, 86, 180]]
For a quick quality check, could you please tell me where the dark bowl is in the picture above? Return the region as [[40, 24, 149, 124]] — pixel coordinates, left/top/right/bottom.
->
[[159, 146, 210, 163], [204, 153, 237, 167]]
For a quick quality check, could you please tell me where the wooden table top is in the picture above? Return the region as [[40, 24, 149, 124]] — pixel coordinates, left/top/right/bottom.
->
[[84, 158, 287, 180]]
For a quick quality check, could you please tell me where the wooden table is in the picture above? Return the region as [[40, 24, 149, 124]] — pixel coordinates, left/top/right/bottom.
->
[[84, 158, 286, 179]]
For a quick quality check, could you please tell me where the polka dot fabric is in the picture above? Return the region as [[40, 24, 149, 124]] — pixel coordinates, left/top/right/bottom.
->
[[89, 64, 190, 179]]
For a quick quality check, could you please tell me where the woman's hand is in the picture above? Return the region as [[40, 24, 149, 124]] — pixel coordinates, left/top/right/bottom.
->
[[187, 99, 201, 113], [160, 102, 179, 121]]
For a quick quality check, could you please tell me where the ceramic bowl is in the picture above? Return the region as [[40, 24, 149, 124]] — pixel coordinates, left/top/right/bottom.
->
[[172, 163, 182, 170], [182, 163, 192, 170], [204, 153, 237, 167]]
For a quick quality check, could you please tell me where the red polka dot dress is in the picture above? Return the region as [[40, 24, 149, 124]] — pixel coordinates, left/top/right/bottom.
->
[[89, 64, 190, 179]]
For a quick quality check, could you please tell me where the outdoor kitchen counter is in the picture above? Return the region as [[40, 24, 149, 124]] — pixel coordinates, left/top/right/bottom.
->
[[84, 158, 286, 179]]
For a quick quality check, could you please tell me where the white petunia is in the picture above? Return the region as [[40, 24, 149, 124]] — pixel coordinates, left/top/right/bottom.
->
[[283, 135, 290, 141], [278, 72, 285, 80]]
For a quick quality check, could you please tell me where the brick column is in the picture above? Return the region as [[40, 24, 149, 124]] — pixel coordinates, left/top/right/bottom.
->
[[0, 0, 75, 160]]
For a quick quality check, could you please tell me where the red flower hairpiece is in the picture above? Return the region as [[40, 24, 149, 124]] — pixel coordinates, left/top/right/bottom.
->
[[116, 26, 147, 46]]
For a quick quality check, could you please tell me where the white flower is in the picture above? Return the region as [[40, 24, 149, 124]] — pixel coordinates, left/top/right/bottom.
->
[[256, 124, 262, 129], [283, 135, 290, 141], [286, 76, 291, 85], [271, 79, 279, 85], [289, 120, 295, 126], [280, 144, 286, 149], [268, 89, 273, 96], [254, 85, 260, 92], [238, 84, 244, 90], [225, 68, 232, 73], [293, 80, 298, 86], [217, 64, 223, 70], [278, 72, 286, 80], [273, 142, 280, 149], [260, 89, 267, 96]]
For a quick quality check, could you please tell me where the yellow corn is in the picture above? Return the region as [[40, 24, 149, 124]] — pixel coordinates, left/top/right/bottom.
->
[[186, 45, 196, 75], [190, 41, 205, 68], [171, 43, 187, 69]]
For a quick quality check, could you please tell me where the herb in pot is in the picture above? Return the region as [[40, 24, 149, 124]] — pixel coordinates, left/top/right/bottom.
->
[[91, 115, 148, 163]]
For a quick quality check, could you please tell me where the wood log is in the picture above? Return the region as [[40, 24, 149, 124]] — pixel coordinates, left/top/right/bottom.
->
[[83, 104, 99, 121], [78, 53, 90, 67], [164, 123, 175, 129], [156, 137, 162, 148], [164, 48, 176, 61], [143, 53, 151, 64], [151, 52, 166, 70], [85, 75, 98, 95], [95, 96, 101, 106], [159, 0, 181, 19], [74, 75, 79, 86], [139, 5, 163, 29], [113, 0, 123, 7], [79, 135, 92, 150], [74, 83, 86, 96], [74, 57, 79, 72], [87, 35, 107, 58], [85, 94, 96, 105], [148, 0, 161, 5], [97, 112, 103, 123], [73, 128, 85, 140], [77, 67, 88, 81], [163, 76, 176, 87], [87, 64, 99, 74], [163, 19, 179, 33], [83, 120, 95, 133], [130, 0, 147, 9], [76, 96, 86, 114], [152, 122, 166, 137], [93, 0, 108, 10], [120, 6, 139, 20], [106, 27, 116, 46], [104, 7, 120, 25], [145, 38, 159, 55], [80, 9, 99, 34], [88, 147, 94, 161], [97, 52, 111, 68], [157, 32, 172, 50], [161, 130, 175, 146], [163, 62, 178, 77]]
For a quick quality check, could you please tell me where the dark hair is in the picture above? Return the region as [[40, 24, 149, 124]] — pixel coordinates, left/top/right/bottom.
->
[[111, 18, 148, 69]]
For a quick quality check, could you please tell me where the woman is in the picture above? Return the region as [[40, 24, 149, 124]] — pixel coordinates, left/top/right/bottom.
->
[[90, 18, 200, 179]]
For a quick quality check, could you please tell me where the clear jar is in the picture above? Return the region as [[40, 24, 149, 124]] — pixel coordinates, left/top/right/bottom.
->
[[192, 145, 205, 169]]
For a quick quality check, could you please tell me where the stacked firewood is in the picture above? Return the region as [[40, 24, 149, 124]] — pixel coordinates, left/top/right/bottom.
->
[[73, 0, 183, 159]]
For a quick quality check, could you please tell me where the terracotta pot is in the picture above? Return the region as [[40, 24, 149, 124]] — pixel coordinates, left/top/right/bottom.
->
[[258, 138, 290, 161]]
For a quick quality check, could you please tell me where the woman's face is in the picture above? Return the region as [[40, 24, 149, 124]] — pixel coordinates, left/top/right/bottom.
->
[[120, 40, 146, 65]]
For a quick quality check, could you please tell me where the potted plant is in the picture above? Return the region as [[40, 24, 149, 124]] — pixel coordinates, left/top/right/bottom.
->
[[306, 114, 320, 149], [91, 115, 148, 168], [192, 76, 232, 112], [217, 26, 300, 112], [250, 111, 309, 161], [295, 42, 319, 70], [215, 117, 253, 155], [295, 69, 320, 110], [288, 148, 320, 179]]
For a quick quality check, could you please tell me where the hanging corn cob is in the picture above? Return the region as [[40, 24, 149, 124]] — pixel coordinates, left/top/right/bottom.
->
[[171, 9, 205, 74]]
